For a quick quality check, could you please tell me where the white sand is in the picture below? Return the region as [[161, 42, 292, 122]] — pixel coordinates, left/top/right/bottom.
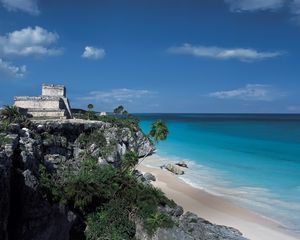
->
[[137, 158, 299, 240]]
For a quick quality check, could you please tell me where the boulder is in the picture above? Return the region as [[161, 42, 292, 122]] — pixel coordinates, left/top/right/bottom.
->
[[165, 163, 184, 175], [144, 172, 156, 182]]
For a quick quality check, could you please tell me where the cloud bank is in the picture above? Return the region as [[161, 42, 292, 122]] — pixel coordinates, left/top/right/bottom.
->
[[0, 26, 62, 57], [224, 0, 285, 12], [225, 0, 300, 25], [168, 44, 282, 62], [0, 58, 26, 78], [0, 0, 40, 15], [80, 88, 154, 103], [209, 84, 284, 101], [82, 46, 105, 60]]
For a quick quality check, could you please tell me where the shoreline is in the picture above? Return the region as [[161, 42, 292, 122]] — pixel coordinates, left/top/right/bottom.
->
[[137, 157, 299, 240]]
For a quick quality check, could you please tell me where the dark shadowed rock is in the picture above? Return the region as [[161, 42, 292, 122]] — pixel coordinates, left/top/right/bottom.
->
[[175, 161, 188, 168]]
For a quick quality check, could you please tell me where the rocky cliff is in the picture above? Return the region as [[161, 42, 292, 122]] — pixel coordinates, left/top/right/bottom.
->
[[0, 119, 246, 240], [0, 119, 153, 240]]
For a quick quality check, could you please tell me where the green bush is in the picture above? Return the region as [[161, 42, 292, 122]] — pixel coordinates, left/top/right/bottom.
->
[[86, 199, 135, 240], [39, 165, 65, 203], [146, 212, 174, 235], [121, 151, 138, 173], [39, 155, 175, 238]]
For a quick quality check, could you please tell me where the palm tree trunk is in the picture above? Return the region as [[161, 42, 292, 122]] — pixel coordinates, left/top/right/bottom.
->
[[135, 145, 156, 168]]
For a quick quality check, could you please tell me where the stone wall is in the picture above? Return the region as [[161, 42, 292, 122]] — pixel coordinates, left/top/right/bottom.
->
[[14, 97, 64, 110], [42, 84, 66, 97]]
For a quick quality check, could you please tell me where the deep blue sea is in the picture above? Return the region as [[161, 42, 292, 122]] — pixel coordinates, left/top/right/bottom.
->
[[137, 114, 300, 233]]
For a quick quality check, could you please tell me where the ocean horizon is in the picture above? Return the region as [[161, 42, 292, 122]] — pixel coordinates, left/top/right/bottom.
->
[[138, 113, 300, 234]]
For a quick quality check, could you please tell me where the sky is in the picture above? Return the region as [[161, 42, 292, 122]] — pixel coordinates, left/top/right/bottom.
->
[[0, 0, 300, 113]]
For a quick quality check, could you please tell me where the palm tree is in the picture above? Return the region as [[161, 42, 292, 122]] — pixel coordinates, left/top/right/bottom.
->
[[0, 105, 26, 123], [113, 105, 124, 115], [149, 119, 169, 143], [87, 104, 94, 111], [87, 104, 94, 120], [137, 119, 169, 166]]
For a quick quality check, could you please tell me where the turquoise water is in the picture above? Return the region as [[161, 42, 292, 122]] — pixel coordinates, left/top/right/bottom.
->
[[137, 114, 300, 233]]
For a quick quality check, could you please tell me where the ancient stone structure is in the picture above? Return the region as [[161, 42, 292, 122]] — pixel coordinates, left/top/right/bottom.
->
[[14, 84, 72, 119]]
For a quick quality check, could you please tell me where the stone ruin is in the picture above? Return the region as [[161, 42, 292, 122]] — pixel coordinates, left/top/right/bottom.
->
[[14, 84, 73, 119]]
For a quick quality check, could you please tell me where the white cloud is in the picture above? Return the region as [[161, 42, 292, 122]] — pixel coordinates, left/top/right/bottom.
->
[[224, 0, 300, 26], [168, 44, 282, 62], [82, 46, 105, 60], [0, 26, 62, 57], [80, 88, 154, 103], [209, 84, 284, 101], [0, 58, 26, 78], [1, 0, 40, 15], [224, 0, 285, 12], [291, 0, 300, 24]]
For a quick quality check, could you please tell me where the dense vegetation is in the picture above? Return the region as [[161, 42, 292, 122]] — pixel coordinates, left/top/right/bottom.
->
[[40, 153, 175, 239]]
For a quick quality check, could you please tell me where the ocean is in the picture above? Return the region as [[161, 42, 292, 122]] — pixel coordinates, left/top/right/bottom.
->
[[137, 114, 300, 234]]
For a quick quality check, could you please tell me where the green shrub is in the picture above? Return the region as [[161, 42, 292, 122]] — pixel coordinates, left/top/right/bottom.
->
[[39, 165, 65, 203], [146, 212, 174, 234], [39, 154, 175, 238], [121, 151, 138, 173], [86, 199, 135, 240]]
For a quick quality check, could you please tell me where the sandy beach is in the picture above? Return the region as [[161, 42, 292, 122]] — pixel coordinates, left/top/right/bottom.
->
[[137, 157, 299, 240]]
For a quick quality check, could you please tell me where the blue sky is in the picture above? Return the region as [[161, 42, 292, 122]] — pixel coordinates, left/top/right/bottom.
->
[[0, 0, 300, 113]]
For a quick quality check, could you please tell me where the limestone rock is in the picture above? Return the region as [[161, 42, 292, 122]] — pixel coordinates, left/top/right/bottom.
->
[[135, 209, 247, 240], [165, 163, 184, 175]]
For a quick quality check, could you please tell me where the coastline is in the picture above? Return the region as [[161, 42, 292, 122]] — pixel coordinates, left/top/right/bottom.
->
[[137, 156, 299, 240]]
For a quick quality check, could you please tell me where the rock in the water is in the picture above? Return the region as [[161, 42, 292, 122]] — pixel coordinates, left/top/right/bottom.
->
[[165, 163, 184, 175], [144, 172, 156, 181], [175, 161, 188, 168]]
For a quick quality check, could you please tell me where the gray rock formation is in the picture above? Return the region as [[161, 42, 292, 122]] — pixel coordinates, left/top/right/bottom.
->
[[135, 208, 248, 240], [0, 119, 247, 240], [0, 119, 154, 240], [165, 163, 185, 175]]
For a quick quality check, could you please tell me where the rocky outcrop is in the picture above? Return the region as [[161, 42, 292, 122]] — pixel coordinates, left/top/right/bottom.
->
[[0, 119, 247, 240], [165, 163, 185, 175], [135, 208, 247, 240], [0, 119, 154, 240]]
